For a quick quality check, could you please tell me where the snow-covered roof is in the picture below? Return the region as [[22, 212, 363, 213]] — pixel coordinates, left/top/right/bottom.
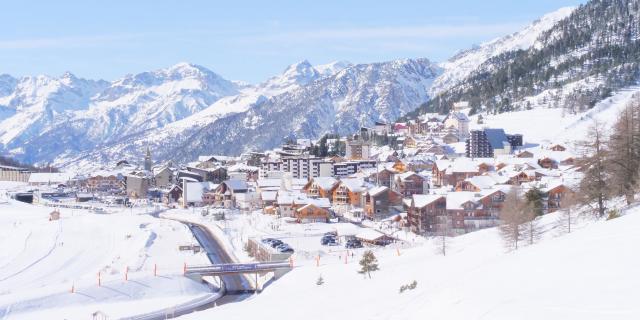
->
[[465, 175, 498, 189], [28, 172, 75, 184], [364, 187, 387, 198], [446, 192, 480, 210], [356, 229, 387, 241], [261, 191, 278, 201], [223, 179, 248, 191], [411, 194, 445, 208], [185, 182, 217, 202], [228, 163, 259, 172], [311, 177, 339, 190], [339, 178, 367, 193]]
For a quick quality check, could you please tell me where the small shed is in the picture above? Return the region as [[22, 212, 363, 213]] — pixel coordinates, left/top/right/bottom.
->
[[49, 209, 60, 221]]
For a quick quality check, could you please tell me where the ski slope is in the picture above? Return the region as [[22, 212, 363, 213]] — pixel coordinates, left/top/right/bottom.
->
[[181, 205, 640, 320], [0, 193, 213, 319]]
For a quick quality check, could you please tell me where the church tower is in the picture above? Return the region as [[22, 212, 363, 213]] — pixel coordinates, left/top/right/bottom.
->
[[144, 146, 152, 171]]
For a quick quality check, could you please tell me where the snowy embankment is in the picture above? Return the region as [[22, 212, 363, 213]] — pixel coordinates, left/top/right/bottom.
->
[[182, 205, 640, 320], [0, 194, 214, 320]]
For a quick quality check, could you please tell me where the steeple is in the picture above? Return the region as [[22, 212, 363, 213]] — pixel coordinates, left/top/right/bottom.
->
[[144, 146, 152, 171]]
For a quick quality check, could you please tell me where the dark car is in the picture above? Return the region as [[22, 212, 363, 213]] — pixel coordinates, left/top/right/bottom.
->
[[345, 239, 363, 248], [261, 238, 276, 244], [270, 240, 284, 248], [279, 247, 294, 253]]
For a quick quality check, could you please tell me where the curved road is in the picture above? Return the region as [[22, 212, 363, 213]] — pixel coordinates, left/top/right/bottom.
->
[[131, 214, 253, 319], [187, 224, 253, 295]]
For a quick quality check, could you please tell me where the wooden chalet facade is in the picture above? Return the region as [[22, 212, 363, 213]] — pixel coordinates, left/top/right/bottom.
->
[[363, 186, 402, 220]]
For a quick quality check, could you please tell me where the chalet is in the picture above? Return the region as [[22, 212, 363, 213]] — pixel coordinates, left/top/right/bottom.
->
[[433, 158, 483, 187], [303, 177, 339, 199], [213, 179, 249, 208], [403, 136, 417, 148], [162, 184, 182, 204], [362, 186, 403, 220], [550, 144, 566, 152], [86, 171, 122, 192], [543, 182, 574, 212], [186, 166, 228, 184], [392, 160, 407, 173], [538, 157, 557, 169], [366, 168, 396, 188], [517, 150, 534, 158], [405, 194, 446, 234], [393, 171, 428, 197], [260, 191, 278, 210], [455, 175, 498, 192], [295, 202, 331, 223], [333, 178, 368, 207], [442, 133, 460, 144]]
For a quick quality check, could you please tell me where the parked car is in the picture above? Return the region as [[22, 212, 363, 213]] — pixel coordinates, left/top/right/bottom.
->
[[279, 247, 294, 253], [269, 240, 284, 248], [321, 234, 337, 245], [261, 238, 277, 244], [345, 239, 363, 248]]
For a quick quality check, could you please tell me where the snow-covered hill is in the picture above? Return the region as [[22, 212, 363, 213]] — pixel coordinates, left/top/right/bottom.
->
[[180, 203, 640, 320], [431, 7, 575, 96]]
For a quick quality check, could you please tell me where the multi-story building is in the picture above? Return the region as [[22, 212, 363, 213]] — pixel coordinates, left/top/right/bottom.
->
[[333, 160, 376, 177], [259, 156, 333, 179], [466, 128, 523, 158], [345, 138, 371, 160]]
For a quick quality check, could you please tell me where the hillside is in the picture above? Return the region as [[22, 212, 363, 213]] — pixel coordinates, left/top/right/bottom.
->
[[406, 0, 640, 121], [181, 204, 640, 320]]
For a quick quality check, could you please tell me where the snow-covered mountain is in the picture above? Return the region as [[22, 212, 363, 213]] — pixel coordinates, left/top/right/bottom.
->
[[0, 63, 238, 164], [430, 6, 575, 96], [57, 58, 439, 168]]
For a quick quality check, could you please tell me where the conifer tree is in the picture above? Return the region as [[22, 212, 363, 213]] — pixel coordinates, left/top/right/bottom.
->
[[358, 250, 379, 279]]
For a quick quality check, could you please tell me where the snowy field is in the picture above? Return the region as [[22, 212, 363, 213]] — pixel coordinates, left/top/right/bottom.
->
[[0, 184, 213, 319], [180, 204, 640, 320], [469, 86, 640, 149]]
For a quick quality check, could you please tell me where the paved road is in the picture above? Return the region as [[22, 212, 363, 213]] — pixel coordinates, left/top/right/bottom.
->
[[187, 224, 253, 294], [128, 215, 252, 320]]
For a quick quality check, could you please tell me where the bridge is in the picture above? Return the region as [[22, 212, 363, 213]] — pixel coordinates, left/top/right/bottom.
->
[[185, 261, 291, 277]]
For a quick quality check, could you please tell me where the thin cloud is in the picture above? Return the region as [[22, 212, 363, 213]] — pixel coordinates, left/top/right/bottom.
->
[[0, 33, 147, 49], [237, 22, 525, 44]]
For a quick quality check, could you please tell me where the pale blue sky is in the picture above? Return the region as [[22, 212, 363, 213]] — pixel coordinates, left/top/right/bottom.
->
[[0, 0, 585, 83]]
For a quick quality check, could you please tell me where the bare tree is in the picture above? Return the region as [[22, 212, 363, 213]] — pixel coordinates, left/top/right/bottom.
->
[[577, 120, 611, 217], [557, 191, 579, 234], [608, 98, 640, 205], [522, 203, 541, 245], [499, 188, 527, 250], [435, 214, 451, 256]]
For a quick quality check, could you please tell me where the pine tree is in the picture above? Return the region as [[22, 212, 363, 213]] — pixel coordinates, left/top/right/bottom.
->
[[524, 187, 545, 217], [358, 250, 379, 279]]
